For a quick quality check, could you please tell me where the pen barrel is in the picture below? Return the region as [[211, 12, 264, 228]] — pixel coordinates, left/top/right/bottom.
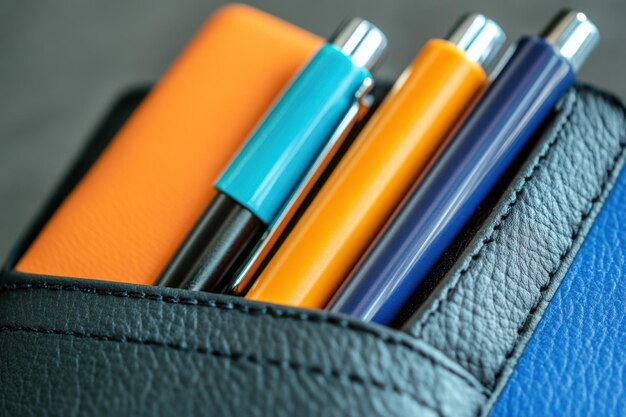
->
[[329, 37, 576, 324], [215, 44, 371, 224], [246, 39, 487, 308], [158, 193, 266, 291]]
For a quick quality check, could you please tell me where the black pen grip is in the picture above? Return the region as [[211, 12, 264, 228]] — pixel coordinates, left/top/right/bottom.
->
[[157, 193, 266, 291]]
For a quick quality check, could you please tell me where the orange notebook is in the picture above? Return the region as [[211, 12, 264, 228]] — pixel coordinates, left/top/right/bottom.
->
[[15, 4, 322, 285]]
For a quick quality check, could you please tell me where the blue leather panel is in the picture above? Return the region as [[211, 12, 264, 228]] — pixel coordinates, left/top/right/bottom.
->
[[491, 165, 626, 416]]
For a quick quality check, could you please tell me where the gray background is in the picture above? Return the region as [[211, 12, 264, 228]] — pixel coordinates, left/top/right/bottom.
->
[[1, 0, 624, 261]]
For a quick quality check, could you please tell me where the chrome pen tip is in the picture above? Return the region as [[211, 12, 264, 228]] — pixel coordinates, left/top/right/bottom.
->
[[542, 10, 600, 72], [329, 18, 388, 72], [447, 13, 506, 72]]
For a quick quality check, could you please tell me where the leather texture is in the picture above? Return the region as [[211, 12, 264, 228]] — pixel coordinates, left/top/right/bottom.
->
[[404, 85, 626, 416], [0, 272, 486, 417], [0, 85, 624, 417], [4, 89, 147, 270], [490, 138, 626, 416]]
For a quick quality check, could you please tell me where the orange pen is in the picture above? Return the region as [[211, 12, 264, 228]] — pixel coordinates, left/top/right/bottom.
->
[[246, 14, 505, 308], [15, 5, 321, 284]]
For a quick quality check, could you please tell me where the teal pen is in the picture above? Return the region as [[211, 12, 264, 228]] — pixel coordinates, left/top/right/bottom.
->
[[157, 18, 387, 292]]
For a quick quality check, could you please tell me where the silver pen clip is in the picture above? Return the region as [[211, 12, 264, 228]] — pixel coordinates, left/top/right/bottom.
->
[[228, 77, 375, 295]]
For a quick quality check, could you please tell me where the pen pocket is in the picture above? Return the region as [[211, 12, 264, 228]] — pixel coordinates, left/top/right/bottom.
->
[[1, 84, 624, 417]]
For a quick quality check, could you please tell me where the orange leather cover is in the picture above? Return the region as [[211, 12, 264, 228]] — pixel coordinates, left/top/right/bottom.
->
[[16, 4, 322, 285]]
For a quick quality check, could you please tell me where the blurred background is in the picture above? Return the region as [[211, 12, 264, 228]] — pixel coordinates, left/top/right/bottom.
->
[[1, 0, 624, 262]]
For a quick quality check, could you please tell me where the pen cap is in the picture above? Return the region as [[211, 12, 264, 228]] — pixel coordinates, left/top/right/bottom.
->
[[329, 18, 387, 71], [542, 10, 599, 72], [446, 13, 506, 71]]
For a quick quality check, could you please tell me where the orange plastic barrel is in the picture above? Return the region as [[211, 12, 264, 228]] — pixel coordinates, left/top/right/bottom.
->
[[247, 39, 485, 308], [16, 5, 322, 284]]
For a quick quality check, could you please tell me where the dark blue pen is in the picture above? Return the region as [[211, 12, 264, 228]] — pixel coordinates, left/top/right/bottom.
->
[[328, 10, 600, 325]]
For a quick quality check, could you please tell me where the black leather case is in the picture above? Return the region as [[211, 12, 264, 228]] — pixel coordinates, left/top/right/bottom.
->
[[1, 84, 624, 417]]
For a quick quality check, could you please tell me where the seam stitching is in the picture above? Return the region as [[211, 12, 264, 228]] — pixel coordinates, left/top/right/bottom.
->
[[412, 93, 578, 335], [0, 282, 486, 396], [0, 324, 443, 417], [476, 132, 626, 416]]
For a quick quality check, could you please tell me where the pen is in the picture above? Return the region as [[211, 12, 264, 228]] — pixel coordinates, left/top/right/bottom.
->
[[246, 14, 505, 307], [157, 18, 387, 291], [328, 10, 600, 324]]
